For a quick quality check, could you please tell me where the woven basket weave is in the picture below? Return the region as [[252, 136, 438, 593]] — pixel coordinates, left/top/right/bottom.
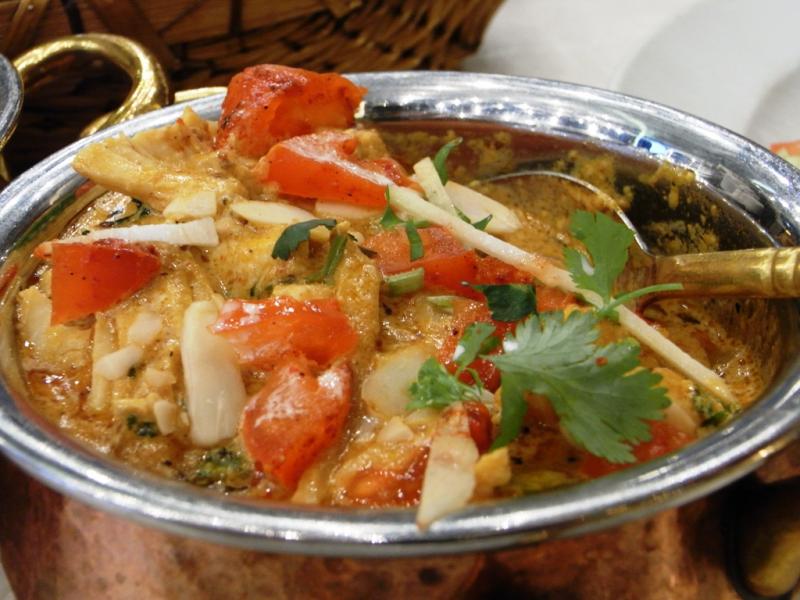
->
[[1, 0, 503, 88]]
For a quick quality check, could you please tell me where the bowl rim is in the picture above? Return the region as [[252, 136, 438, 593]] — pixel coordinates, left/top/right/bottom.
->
[[0, 71, 799, 557]]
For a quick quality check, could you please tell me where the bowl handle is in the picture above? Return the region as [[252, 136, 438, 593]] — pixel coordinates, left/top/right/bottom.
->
[[12, 32, 171, 137]]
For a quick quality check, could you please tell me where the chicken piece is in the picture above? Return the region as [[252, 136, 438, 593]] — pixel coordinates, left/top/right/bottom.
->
[[204, 224, 316, 298], [333, 242, 382, 376], [16, 285, 92, 374], [73, 108, 249, 211]]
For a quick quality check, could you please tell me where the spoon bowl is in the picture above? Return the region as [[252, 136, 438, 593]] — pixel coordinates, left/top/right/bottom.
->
[[491, 170, 800, 299]]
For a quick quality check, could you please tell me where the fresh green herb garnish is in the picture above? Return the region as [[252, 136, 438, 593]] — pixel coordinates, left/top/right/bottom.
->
[[407, 323, 496, 409], [692, 389, 739, 427], [565, 210, 682, 318], [408, 357, 482, 410], [307, 233, 348, 283], [453, 322, 498, 372], [271, 218, 337, 260], [433, 137, 463, 184], [380, 192, 405, 228], [454, 205, 493, 231], [405, 222, 424, 261], [488, 311, 670, 461], [385, 267, 425, 296], [472, 283, 537, 322], [564, 211, 632, 306], [190, 447, 252, 489], [472, 214, 493, 231], [100, 198, 151, 228], [426, 295, 457, 313], [126, 414, 159, 438], [383, 188, 428, 261]]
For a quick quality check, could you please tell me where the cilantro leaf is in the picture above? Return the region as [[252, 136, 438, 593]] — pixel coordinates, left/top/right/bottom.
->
[[307, 233, 348, 283], [433, 137, 463, 184], [472, 283, 537, 322], [488, 311, 670, 462], [271, 219, 337, 260], [453, 322, 497, 373], [564, 210, 633, 304], [408, 357, 481, 410]]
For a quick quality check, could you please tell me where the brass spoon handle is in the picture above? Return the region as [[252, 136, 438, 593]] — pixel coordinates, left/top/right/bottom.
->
[[653, 247, 800, 297]]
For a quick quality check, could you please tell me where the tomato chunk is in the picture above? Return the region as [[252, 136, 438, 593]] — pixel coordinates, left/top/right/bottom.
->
[[49, 240, 160, 325], [363, 226, 531, 297], [437, 299, 514, 392], [215, 64, 365, 158], [464, 401, 493, 454], [580, 420, 692, 478], [242, 357, 352, 489], [255, 130, 412, 208], [210, 296, 358, 368]]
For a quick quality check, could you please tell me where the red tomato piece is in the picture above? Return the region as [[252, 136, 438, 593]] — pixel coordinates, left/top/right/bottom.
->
[[242, 357, 352, 489], [580, 420, 693, 478], [210, 296, 358, 369], [437, 299, 514, 392], [255, 130, 413, 208], [463, 401, 493, 454], [363, 226, 532, 297], [49, 240, 160, 325], [214, 64, 365, 158]]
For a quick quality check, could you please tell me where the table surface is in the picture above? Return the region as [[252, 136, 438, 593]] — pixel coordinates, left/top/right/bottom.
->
[[2, 0, 797, 598]]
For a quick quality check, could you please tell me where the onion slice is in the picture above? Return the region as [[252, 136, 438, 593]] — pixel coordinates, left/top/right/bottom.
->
[[230, 201, 316, 225], [56, 217, 219, 248], [416, 404, 479, 528], [181, 300, 247, 446], [445, 181, 522, 234]]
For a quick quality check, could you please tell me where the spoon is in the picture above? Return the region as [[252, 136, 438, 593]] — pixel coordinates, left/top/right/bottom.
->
[[489, 170, 800, 299]]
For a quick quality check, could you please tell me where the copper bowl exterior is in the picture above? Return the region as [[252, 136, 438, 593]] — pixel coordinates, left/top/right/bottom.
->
[[0, 72, 799, 597]]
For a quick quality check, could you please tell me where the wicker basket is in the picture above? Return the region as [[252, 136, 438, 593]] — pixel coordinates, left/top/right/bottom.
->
[[0, 0, 503, 87], [1, 0, 502, 174]]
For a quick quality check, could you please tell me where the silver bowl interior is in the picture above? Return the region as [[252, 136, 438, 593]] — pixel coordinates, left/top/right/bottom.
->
[[0, 72, 799, 557]]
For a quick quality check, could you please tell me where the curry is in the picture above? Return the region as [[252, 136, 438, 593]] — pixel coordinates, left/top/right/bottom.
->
[[13, 65, 769, 526]]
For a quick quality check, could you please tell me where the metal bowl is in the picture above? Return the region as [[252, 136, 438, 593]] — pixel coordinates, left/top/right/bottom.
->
[[0, 72, 799, 559]]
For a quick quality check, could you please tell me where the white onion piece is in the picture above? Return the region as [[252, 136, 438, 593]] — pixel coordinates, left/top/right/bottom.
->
[[376, 416, 415, 444], [163, 190, 217, 220], [444, 181, 522, 234], [94, 344, 143, 380], [87, 315, 114, 411], [127, 310, 162, 346], [387, 185, 735, 403], [416, 404, 479, 528], [315, 200, 383, 220], [413, 157, 455, 212], [230, 201, 315, 225], [153, 400, 179, 435], [361, 344, 433, 416], [60, 217, 219, 247], [181, 300, 247, 447], [16, 286, 51, 349]]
